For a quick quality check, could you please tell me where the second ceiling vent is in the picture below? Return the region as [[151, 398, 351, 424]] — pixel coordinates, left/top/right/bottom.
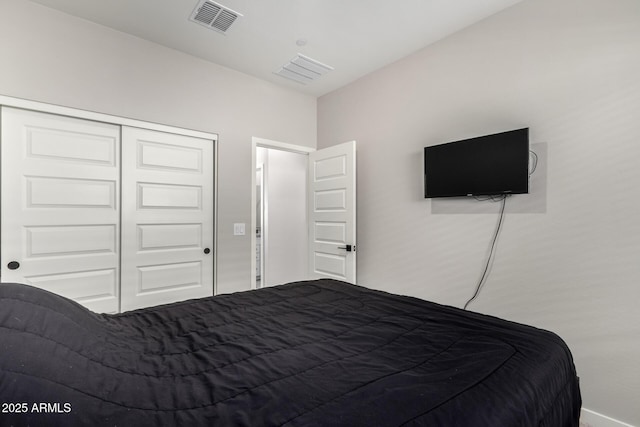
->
[[190, 0, 242, 34], [275, 54, 334, 85]]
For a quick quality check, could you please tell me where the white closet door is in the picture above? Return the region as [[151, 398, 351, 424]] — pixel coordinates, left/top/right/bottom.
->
[[120, 127, 214, 311], [0, 107, 121, 313]]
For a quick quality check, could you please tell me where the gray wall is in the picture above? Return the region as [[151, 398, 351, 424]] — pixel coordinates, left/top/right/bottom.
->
[[318, 0, 640, 424], [0, 0, 317, 295]]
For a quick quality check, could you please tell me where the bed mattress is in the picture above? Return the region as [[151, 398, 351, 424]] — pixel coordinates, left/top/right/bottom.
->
[[0, 279, 581, 426]]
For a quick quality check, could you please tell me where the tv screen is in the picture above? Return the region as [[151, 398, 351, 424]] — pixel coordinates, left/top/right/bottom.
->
[[424, 128, 529, 198]]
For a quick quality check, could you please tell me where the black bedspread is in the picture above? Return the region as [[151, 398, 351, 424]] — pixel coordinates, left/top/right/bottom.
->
[[0, 279, 580, 426]]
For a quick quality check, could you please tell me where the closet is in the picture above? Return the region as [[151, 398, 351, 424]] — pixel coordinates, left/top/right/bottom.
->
[[0, 102, 216, 313]]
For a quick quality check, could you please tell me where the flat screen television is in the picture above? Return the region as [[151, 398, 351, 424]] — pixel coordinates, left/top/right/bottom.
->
[[424, 128, 529, 198]]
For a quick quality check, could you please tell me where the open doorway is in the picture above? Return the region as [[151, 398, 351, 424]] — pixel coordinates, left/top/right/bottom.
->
[[251, 138, 314, 289]]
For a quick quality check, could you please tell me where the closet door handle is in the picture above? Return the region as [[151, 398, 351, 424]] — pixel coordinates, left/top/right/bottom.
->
[[204, 248, 211, 255], [7, 261, 20, 270]]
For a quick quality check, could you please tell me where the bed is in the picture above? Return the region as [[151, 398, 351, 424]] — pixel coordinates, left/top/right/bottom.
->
[[0, 278, 581, 426]]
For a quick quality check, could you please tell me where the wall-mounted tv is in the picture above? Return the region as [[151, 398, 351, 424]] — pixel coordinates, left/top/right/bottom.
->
[[424, 128, 529, 198]]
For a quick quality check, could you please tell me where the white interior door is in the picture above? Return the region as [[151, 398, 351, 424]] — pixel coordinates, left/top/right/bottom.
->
[[120, 127, 214, 311], [1, 107, 121, 313], [308, 141, 356, 283]]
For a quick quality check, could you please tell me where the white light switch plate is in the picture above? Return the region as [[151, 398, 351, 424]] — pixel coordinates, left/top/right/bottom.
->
[[234, 223, 246, 236]]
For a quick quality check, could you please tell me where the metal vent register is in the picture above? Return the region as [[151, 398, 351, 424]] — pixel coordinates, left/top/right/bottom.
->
[[189, 0, 242, 34]]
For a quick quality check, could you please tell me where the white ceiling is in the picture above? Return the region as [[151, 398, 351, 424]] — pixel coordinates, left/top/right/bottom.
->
[[28, 0, 523, 97]]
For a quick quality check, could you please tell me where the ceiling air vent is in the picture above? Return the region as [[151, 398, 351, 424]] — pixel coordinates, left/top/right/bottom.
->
[[190, 0, 242, 34], [275, 54, 334, 85]]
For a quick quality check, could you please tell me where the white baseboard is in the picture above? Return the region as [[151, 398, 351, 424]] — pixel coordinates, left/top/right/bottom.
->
[[580, 408, 636, 427]]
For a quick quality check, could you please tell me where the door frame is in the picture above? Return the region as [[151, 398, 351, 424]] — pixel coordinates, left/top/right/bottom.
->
[[0, 95, 217, 140], [255, 163, 265, 287], [250, 137, 314, 289], [0, 95, 219, 299]]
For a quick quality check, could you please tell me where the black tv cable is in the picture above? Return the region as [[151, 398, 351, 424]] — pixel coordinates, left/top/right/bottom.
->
[[464, 195, 507, 310]]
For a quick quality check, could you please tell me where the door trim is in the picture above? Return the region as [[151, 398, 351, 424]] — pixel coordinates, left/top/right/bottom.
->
[[0, 95, 217, 140], [250, 137, 314, 289]]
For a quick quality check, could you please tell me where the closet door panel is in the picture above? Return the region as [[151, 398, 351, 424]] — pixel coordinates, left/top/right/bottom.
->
[[1, 107, 120, 313], [121, 127, 214, 311]]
